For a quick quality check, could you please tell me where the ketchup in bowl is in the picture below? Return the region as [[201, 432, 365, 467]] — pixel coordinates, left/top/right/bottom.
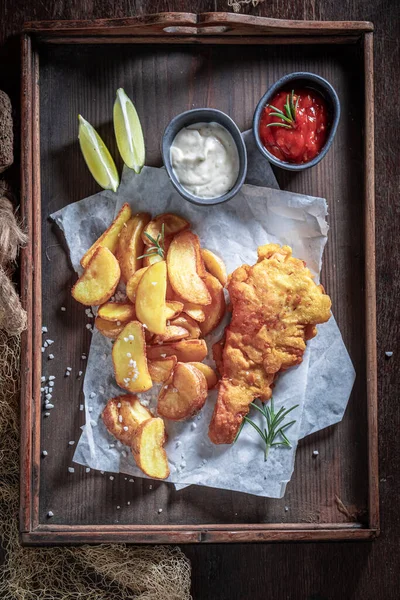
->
[[259, 88, 329, 164]]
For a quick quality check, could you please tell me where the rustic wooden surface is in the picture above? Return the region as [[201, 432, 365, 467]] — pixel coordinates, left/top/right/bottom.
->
[[1, 0, 399, 598]]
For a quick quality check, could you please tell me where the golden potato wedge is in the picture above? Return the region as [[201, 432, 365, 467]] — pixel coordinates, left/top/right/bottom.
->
[[80, 203, 132, 268], [152, 325, 189, 344], [115, 212, 151, 282], [135, 260, 167, 335], [131, 417, 170, 480], [126, 267, 148, 303], [112, 321, 152, 393], [102, 395, 153, 446], [188, 362, 218, 389], [182, 303, 206, 323], [165, 301, 184, 320], [167, 231, 211, 305], [95, 316, 125, 339], [201, 248, 228, 286], [98, 301, 136, 322], [143, 237, 171, 267], [148, 355, 177, 383], [157, 362, 208, 421], [72, 247, 120, 306], [199, 273, 226, 336], [147, 339, 207, 363], [142, 213, 189, 246], [170, 315, 201, 339]]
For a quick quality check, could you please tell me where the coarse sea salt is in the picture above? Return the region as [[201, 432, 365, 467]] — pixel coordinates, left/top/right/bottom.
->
[[68, 467, 75, 473], [49, 375, 55, 381]]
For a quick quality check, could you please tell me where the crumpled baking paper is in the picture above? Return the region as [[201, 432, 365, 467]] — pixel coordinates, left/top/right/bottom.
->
[[51, 131, 355, 498]]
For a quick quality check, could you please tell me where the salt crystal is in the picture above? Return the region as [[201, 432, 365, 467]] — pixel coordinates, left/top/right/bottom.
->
[[151, 282, 157, 286], [128, 334, 135, 340], [158, 508, 163, 513], [116, 320, 121, 326], [81, 354, 87, 360], [68, 467, 75, 473], [109, 476, 114, 481], [49, 381, 55, 387], [385, 351, 393, 358], [129, 478, 134, 483], [160, 353, 166, 358], [191, 423, 197, 431], [149, 485, 153, 490], [48, 354, 54, 360], [85, 467, 90, 473], [313, 450, 319, 456], [41, 347, 45, 353], [86, 324, 92, 330], [41, 376, 46, 382], [121, 450, 127, 457], [88, 407, 93, 413], [40, 387, 44, 392], [99, 386, 105, 394], [285, 506, 289, 512], [109, 444, 115, 449], [61, 306, 66, 312], [129, 359, 135, 366], [66, 367, 72, 371], [41, 450, 48, 457], [45, 403, 54, 409], [117, 402, 121, 408], [118, 415, 123, 423], [47, 340, 54, 346], [42, 326, 48, 333], [45, 393, 52, 400], [127, 501, 131, 505], [79, 404, 84, 411], [47, 511, 54, 518], [100, 470, 104, 474], [49, 375, 55, 381], [43, 341, 48, 348], [126, 352, 132, 357], [117, 506, 120, 510], [123, 426, 129, 431], [44, 412, 50, 417], [68, 441, 75, 446], [89, 392, 96, 398], [180, 461, 186, 469], [78, 371, 83, 377], [123, 337, 129, 342]]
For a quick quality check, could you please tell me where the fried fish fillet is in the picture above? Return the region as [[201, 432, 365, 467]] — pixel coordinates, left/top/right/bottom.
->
[[209, 243, 332, 445]]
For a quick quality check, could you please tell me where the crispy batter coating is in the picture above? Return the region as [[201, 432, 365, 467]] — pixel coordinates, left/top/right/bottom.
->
[[208, 244, 332, 444]]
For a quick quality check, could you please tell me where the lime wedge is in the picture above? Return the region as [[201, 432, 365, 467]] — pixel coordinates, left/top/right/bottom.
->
[[78, 115, 119, 192], [113, 88, 145, 173]]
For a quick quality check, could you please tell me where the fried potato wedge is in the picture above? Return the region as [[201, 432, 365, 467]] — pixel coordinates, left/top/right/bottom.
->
[[148, 355, 177, 383], [188, 362, 218, 389], [135, 260, 167, 335], [115, 212, 151, 282], [95, 316, 125, 339], [167, 231, 211, 305], [171, 315, 201, 339], [152, 325, 189, 344], [165, 301, 184, 320], [142, 213, 189, 246], [72, 247, 120, 306], [112, 321, 152, 393], [212, 336, 225, 374], [98, 301, 135, 322], [157, 362, 208, 421], [126, 267, 148, 303], [102, 395, 152, 446], [143, 237, 171, 267], [147, 339, 207, 363], [182, 303, 206, 323], [201, 248, 228, 286], [199, 273, 226, 336], [131, 417, 170, 479], [80, 203, 132, 268]]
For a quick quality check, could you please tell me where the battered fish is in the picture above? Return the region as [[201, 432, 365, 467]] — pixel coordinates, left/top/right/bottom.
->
[[208, 243, 332, 445]]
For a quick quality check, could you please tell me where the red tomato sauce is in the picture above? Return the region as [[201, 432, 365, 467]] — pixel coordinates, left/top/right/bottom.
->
[[259, 88, 329, 164]]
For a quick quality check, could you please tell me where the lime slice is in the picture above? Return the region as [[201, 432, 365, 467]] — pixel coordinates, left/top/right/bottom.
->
[[78, 115, 119, 192], [113, 88, 145, 173]]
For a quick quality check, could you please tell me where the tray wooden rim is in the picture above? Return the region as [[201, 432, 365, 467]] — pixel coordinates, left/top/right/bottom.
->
[[19, 13, 378, 545]]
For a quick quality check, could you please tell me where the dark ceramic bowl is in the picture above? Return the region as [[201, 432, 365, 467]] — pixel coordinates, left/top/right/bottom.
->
[[253, 72, 340, 171], [162, 108, 247, 206]]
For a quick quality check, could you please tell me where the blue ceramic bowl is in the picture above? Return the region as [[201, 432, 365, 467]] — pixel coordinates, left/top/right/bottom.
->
[[253, 72, 340, 171], [162, 108, 247, 206]]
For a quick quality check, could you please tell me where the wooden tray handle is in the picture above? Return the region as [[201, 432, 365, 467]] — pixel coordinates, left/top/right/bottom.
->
[[24, 12, 373, 36]]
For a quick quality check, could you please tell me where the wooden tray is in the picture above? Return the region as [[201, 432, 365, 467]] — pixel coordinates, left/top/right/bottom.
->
[[20, 13, 377, 545]]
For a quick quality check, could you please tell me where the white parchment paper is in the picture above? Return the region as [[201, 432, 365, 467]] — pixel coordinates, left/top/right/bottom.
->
[[51, 133, 355, 498]]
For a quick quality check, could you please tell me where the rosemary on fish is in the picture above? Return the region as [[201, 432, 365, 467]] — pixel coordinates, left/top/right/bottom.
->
[[266, 90, 299, 130], [234, 398, 298, 461], [138, 223, 165, 260]]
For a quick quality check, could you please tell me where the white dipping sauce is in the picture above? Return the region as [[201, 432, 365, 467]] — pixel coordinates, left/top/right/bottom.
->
[[170, 122, 240, 199]]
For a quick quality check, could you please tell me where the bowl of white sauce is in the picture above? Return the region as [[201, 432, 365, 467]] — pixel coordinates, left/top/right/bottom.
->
[[162, 108, 247, 206]]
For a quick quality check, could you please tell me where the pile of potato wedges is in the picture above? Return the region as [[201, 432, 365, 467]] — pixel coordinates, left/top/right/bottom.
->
[[72, 204, 227, 479]]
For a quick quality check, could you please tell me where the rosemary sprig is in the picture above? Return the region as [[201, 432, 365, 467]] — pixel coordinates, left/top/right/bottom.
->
[[234, 398, 299, 461], [138, 223, 165, 260], [266, 90, 299, 130]]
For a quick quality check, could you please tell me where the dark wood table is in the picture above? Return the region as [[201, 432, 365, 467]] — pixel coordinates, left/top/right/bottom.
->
[[1, 1, 399, 598]]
